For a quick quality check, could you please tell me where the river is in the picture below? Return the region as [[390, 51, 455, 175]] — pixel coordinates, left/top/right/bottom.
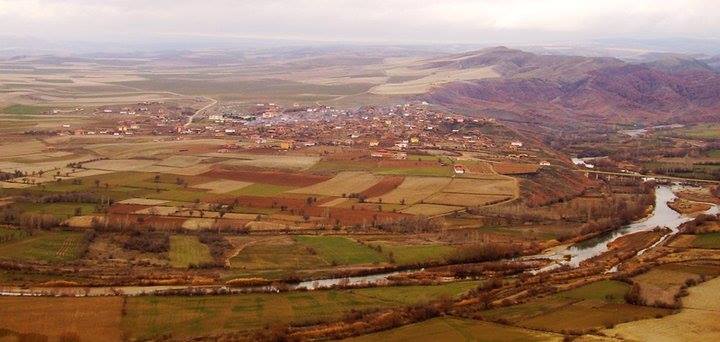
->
[[534, 185, 719, 272], [1, 186, 717, 296]]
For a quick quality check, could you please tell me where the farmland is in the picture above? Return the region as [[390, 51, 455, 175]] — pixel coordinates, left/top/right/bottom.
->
[[0, 230, 83, 263], [0, 281, 479, 341], [606, 276, 720, 341], [348, 317, 562, 342], [168, 235, 212, 267], [1, 44, 720, 341]]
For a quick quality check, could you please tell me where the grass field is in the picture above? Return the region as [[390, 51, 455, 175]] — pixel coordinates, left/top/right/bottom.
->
[[632, 265, 704, 306], [169, 235, 213, 268], [1, 104, 50, 115], [0, 231, 83, 263], [0, 227, 30, 243], [606, 276, 720, 341], [16, 202, 97, 219], [481, 280, 670, 333], [664, 124, 720, 139], [692, 232, 720, 249], [347, 317, 562, 342], [295, 235, 385, 265], [229, 236, 329, 272], [231, 183, 296, 197], [122, 281, 479, 339]]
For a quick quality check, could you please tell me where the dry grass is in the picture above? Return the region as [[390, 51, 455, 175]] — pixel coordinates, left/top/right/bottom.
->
[[0, 297, 123, 341], [371, 66, 499, 95], [212, 153, 320, 170], [181, 218, 216, 230], [443, 177, 516, 195], [370, 176, 452, 204], [84, 159, 157, 172], [193, 180, 253, 194], [606, 276, 720, 341], [288, 171, 382, 196], [425, 193, 510, 206], [155, 155, 206, 167], [118, 198, 170, 205], [401, 203, 462, 216], [0, 140, 46, 157]]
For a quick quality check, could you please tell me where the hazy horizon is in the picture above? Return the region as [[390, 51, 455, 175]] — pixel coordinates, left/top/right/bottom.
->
[[2, 0, 720, 54]]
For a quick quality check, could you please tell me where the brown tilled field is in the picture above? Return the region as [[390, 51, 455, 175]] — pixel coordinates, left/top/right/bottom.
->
[[0, 297, 123, 341], [202, 166, 329, 187], [493, 162, 541, 175], [360, 175, 405, 197]]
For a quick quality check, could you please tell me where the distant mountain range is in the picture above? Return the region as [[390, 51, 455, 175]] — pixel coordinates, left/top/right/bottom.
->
[[421, 47, 720, 126]]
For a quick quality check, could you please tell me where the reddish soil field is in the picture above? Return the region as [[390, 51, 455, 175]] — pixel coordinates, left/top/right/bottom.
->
[[202, 166, 329, 187], [303, 206, 410, 226], [107, 204, 150, 214], [493, 162, 540, 175], [360, 176, 405, 198]]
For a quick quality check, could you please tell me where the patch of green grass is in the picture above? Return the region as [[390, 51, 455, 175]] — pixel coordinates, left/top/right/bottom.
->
[[705, 149, 720, 158], [481, 280, 669, 333], [169, 235, 213, 268], [231, 183, 296, 197], [121, 281, 479, 340], [295, 235, 385, 265], [230, 239, 328, 271], [15, 202, 97, 219], [0, 227, 30, 243], [0, 231, 83, 263], [670, 124, 720, 139], [692, 232, 720, 249], [347, 316, 561, 342], [1, 104, 50, 115], [554, 279, 628, 303]]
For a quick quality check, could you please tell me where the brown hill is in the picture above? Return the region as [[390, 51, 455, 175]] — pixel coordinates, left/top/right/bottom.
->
[[421, 48, 720, 126]]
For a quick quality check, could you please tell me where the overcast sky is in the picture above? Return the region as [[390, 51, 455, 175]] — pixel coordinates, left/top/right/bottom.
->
[[1, 0, 719, 45]]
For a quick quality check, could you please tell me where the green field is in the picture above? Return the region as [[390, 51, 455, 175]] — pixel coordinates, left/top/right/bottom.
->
[[229, 237, 328, 274], [347, 317, 562, 342], [169, 235, 213, 268], [0, 227, 30, 243], [295, 235, 385, 265], [667, 124, 720, 139], [0, 231, 83, 263], [0, 104, 50, 115], [122, 281, 479, 340], [706, 149, 720, 158], [16, 202, 97, 219], [692, 232, 720, 249], [481, 280, 670, 333], [231, 183, 296, 197]]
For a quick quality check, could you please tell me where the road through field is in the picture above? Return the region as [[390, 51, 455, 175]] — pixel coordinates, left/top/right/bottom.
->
[[185, 96, 217, 127]]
